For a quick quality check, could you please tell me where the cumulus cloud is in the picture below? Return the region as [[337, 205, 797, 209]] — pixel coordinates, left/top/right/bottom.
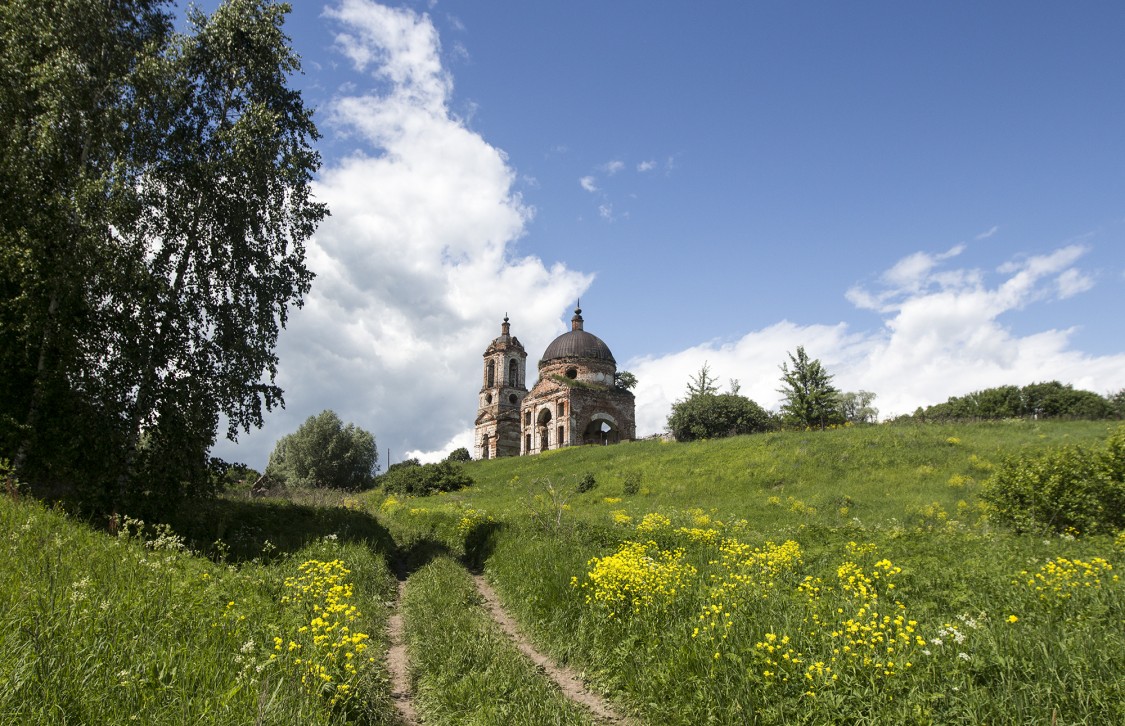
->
[[629, 242, 1125, 436], [601, 159, 625, 175], [637, 159, 656, 172], [579, 175, 598, 192], [212, 0, 591, 468]]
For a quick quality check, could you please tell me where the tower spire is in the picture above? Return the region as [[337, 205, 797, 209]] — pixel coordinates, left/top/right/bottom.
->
[[571, 302, 584, 331]]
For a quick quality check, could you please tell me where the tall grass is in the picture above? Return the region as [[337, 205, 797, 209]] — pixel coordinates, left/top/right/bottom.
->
[[401, 554, 598, 725], [372, 421, 1124, 724], [0, 496, 397, 725]]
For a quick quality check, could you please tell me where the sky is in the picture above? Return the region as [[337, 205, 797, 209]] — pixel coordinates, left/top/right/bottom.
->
[[202, 0, 1125, 470]]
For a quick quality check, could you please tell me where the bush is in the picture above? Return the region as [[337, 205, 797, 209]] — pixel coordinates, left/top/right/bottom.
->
[[265, 410, 377, 490], [377, 461, 472, 497], [622, 471, 642, 496], [667, 393, 775, 442], [577, 473, 597, 493], [444, 447, 472, 463], [982, 425, 1125, 535]]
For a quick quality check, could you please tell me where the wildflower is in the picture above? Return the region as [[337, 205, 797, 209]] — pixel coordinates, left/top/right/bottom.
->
[[1007, 614, 1019, 623]]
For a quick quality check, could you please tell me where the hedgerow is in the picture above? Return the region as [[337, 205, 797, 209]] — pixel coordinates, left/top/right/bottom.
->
[[983, 425, 1125, 534]]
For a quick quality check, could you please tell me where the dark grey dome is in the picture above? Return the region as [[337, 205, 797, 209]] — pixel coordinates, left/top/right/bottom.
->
[[541, 329, 615, 363]]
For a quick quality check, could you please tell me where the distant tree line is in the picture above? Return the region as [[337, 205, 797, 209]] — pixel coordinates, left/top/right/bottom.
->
[[904, 382, 1124, 423], [666, 348, 877, 441]]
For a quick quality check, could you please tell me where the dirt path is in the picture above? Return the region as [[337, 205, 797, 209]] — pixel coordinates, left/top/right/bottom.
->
[[471, 574, 637, 725], [384, 578, 418, 725]]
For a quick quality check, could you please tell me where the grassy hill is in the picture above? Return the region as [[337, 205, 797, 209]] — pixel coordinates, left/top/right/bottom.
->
[[2, 419, 1121, 724], [375, 420, 1123, 724]]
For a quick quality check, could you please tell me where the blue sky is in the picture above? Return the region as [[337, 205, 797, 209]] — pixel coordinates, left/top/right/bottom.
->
[[204, 0, 1125, 468]]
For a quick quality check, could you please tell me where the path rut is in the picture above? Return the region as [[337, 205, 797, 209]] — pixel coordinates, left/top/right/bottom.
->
[[471, 573, 637, 725], [385, 578, 418, 725]]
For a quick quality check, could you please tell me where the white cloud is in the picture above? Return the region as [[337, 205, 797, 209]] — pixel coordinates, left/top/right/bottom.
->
[[637, 160, 656, 172], [212, 0, 591, 468], [629, 243, 1122, 436], [579, 175, 598, 192], [601, 160, 625, 175], [598, 203, 614, 220], [975, 225, 1000, 240], [1056, 268, 1094, 299]]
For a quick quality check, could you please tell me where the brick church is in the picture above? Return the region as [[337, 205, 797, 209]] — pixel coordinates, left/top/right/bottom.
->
[[474, 306, 636, 459]]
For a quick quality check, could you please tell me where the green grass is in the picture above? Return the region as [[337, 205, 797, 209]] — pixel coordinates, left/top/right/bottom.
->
[[401, 554, 598, 725], [371, 421, 1125, 725], [2, 420, 1121, 724], [0, 495, 397, 725]]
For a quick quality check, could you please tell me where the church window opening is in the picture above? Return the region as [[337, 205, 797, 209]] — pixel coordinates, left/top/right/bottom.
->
[[509, 394, 518, 405], [565, 367, 577, 379], [558, 401, 566, 416], [508, 359, 518, 386], [557, 425, 564, 446], [524, 410, 531, 425], [484, 393, 492, 404], [525, 433, 531, 452], [486, 360, 495, 388]]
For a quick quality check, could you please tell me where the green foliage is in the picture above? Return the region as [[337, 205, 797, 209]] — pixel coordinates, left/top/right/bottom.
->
[[685, 362, 720, 398], [0, 0, 325, 513], [377, 460, 472, 497], [920, 381, 1115, 422], [836, 390, 878, 424], [622, 471, 642, 496], [668, 393, 774, 442], [777, 346, 842, 429], [266, 410, 377, 490], [668, 363, 774, 442], [445, 447, 472, 463], [577, 473, 597, 493], [614, 370, 638, 390], [983, 425, 1125, 535]]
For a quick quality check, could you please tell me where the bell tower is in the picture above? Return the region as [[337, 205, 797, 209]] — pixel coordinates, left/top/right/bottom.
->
[[474, 316, 527, 459]]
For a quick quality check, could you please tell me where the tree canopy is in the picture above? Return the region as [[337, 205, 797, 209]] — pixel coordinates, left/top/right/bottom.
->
[[667, 364, 774, 441], [265, 411, 377, 491], [777, 347, 841, 430], [0, 0, 325, 513], [915, 381, 1117, 422]]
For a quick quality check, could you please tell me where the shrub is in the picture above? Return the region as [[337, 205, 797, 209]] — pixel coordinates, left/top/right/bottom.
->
[[667, 393, 775, 442], [445, 447, 472, 463], [982, 425, 1125, 535], [377, 461, 472, 497], [622, 471, 642, 496], [577, 473, 597, 493], [265, 410, 377, 490]]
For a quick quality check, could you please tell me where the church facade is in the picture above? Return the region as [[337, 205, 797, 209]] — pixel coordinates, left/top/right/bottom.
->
[[475, 307, 636, 459]]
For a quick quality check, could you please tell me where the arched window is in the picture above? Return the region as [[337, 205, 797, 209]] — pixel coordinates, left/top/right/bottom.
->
[[508, 358, 518, 387], [486, 360, 495, 388]]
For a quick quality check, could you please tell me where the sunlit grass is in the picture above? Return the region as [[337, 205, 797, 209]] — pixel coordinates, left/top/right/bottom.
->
[[371, 421, 1124, 724]]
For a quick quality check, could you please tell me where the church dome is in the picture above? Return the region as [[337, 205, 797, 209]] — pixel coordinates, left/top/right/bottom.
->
[[540, 307, 616, 363]]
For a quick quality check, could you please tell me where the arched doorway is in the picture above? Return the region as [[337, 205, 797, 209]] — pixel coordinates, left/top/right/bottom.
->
[[537, 408, 553, 452], [582, 415, 619, 446]]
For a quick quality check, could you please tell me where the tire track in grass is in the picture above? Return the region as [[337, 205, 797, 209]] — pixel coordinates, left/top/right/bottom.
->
[[471, 573, 637, 725], [385, 575, 418, 725]]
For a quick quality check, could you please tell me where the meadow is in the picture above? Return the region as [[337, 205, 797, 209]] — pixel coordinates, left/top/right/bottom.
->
[[2, 419, 1122, 724]]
